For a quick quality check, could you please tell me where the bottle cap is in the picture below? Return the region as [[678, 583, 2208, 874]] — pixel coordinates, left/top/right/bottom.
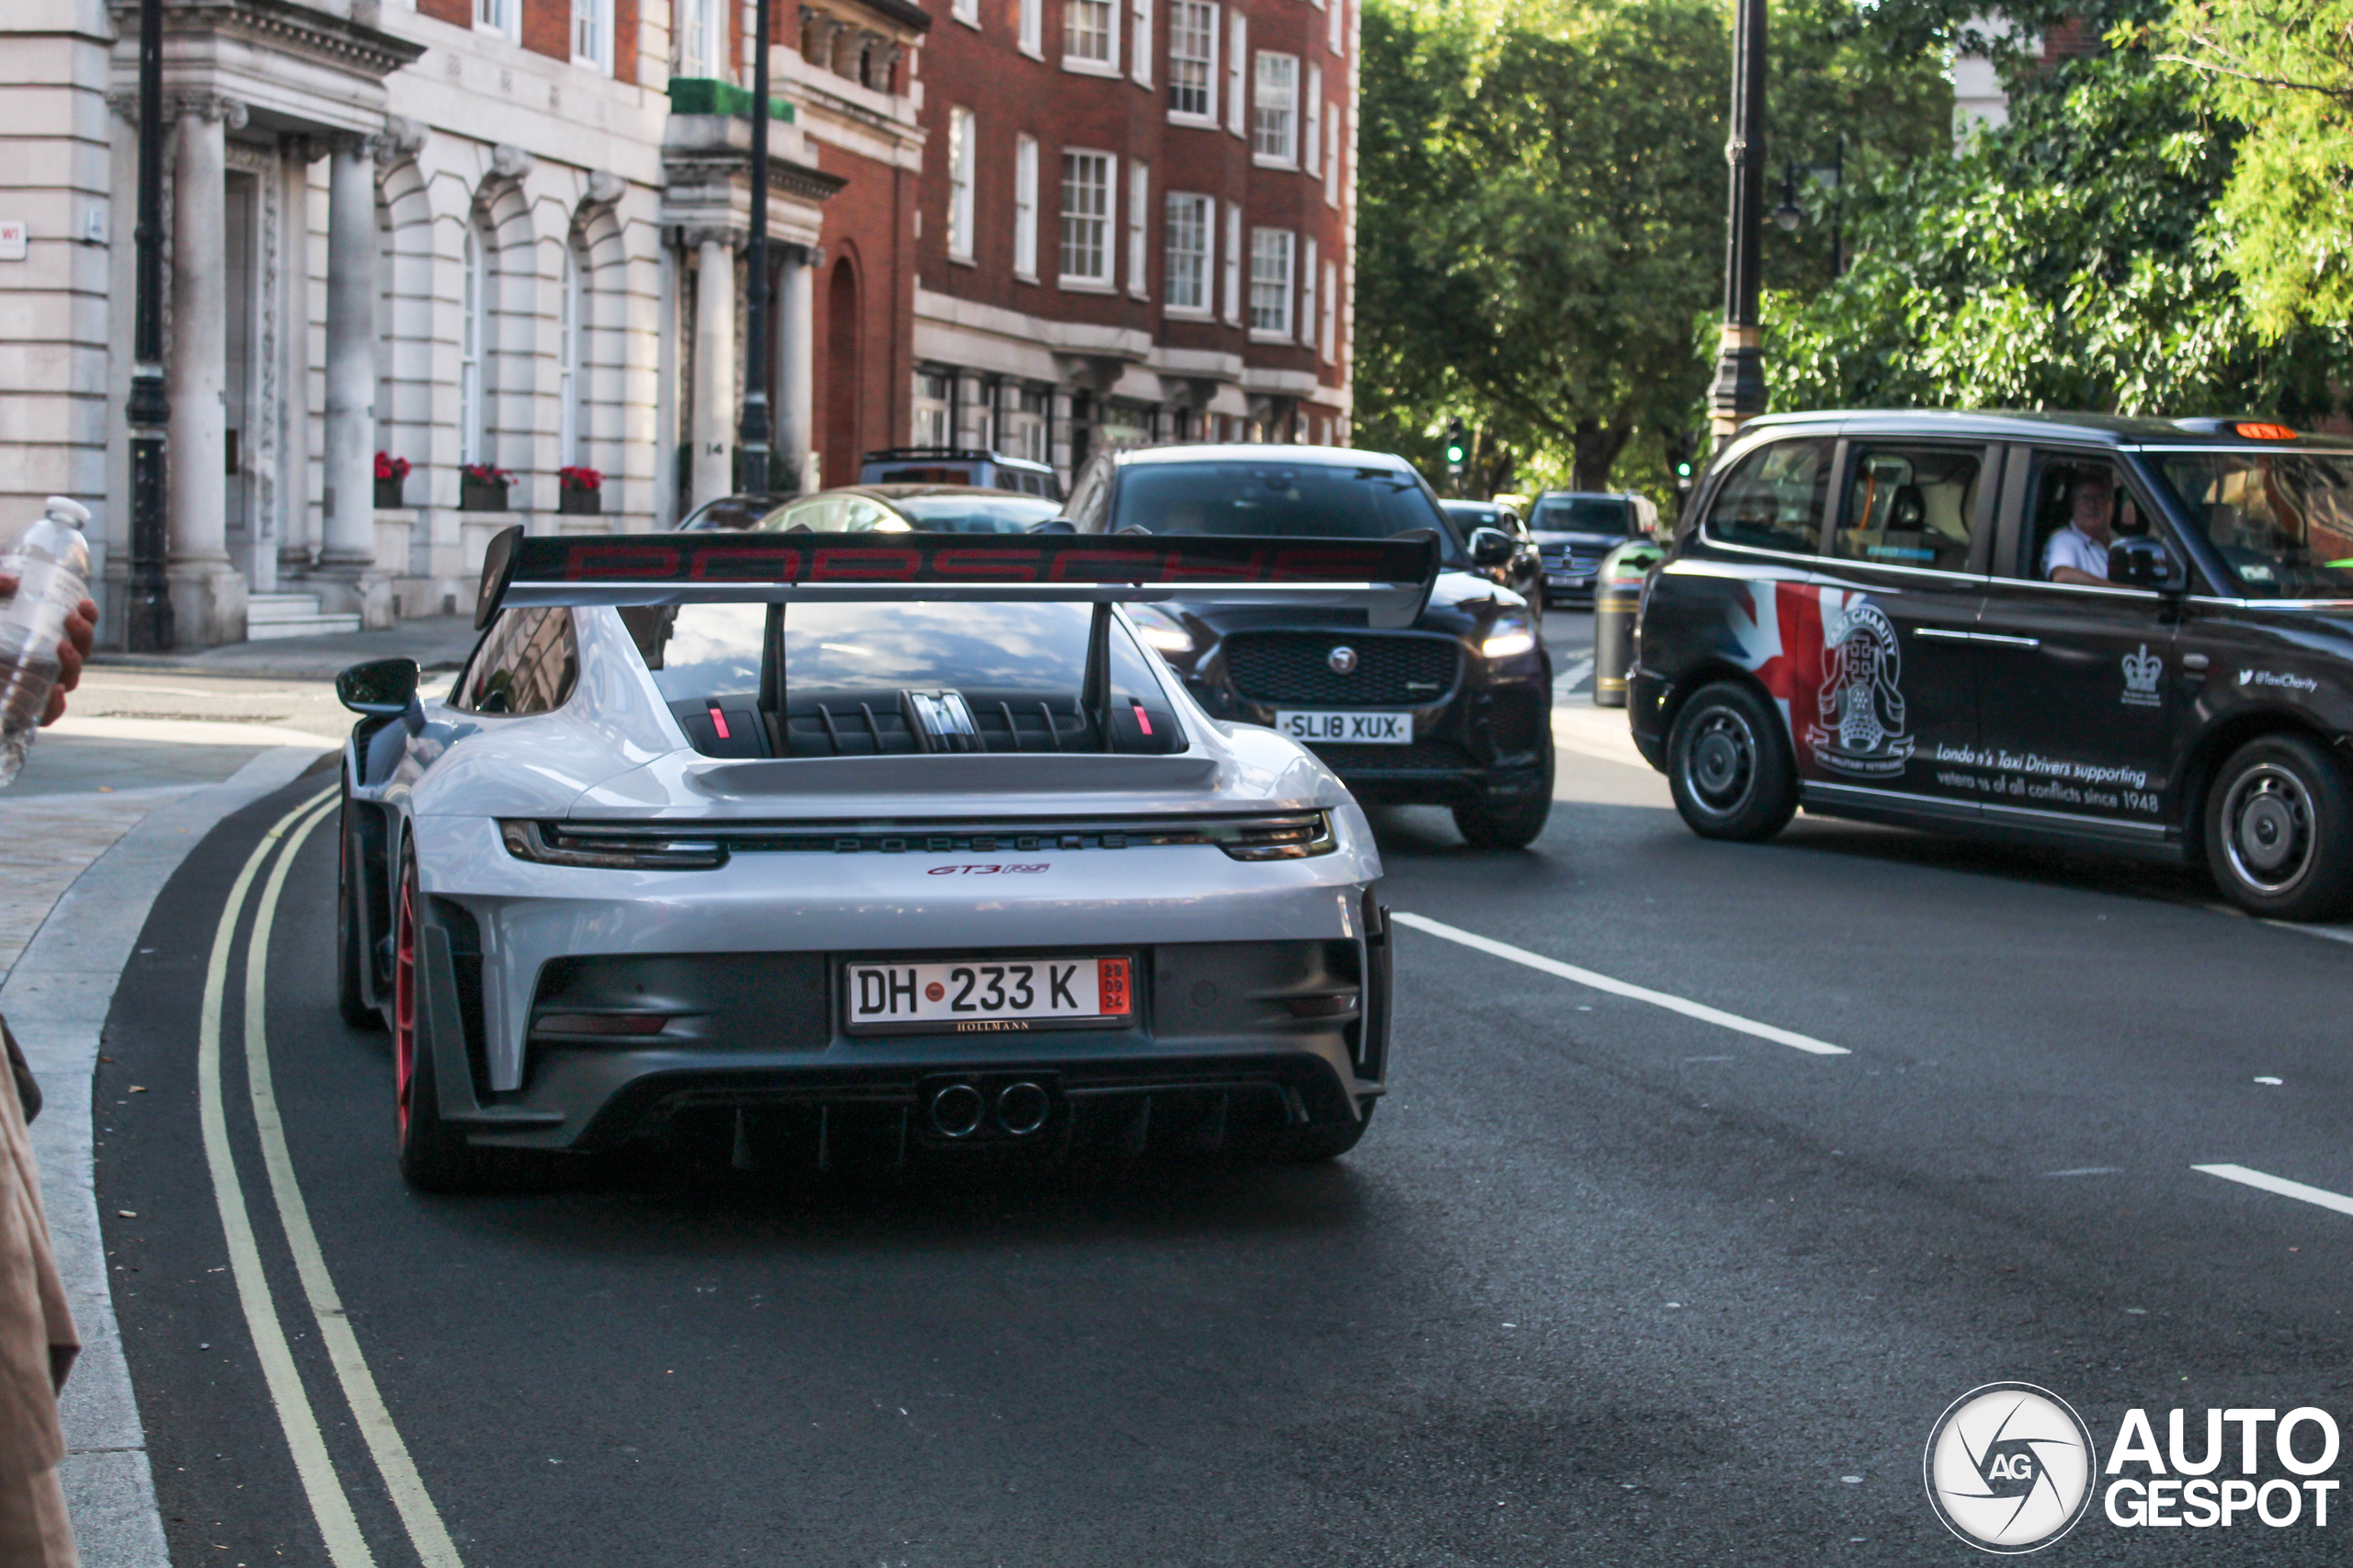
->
[[44, 496, 91, 528]]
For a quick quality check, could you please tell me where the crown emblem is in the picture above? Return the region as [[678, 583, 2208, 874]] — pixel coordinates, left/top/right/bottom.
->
[[2121, 644, 2162, 693]]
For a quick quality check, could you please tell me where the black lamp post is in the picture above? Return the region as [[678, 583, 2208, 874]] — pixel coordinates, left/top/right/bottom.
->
[[737, 0, 775, 496], [125, 0, 174, 649], [1709, 0, 1768, 442]]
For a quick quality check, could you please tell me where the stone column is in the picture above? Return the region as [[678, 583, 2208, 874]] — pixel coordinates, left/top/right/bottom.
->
[[688, 229, 739, 506], [167, 97, 248, 646], [315, 136, 393, 625], [779, 244, 817, 494]]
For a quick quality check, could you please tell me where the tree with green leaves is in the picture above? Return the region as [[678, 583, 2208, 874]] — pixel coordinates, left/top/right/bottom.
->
[[2161, 0, 2353, 337]]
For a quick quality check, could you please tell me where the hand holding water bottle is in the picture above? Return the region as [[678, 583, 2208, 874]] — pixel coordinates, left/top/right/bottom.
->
[[0, 497, 99, 786]]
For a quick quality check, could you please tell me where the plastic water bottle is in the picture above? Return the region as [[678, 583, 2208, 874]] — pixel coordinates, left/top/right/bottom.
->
[[0, 497, 92, 788]]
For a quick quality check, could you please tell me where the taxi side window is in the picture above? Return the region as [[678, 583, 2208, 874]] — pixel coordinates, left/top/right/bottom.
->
[[456, 607, 578, 716], [1704, 437, 1833, 556], [2021, 455, 2152, 583], [1834, 446, 1982, 573]]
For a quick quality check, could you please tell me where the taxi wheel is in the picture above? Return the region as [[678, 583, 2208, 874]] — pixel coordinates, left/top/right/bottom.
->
[[392, 848, 493, 1192], [2204, 733, 2353, 921], [1668, 681, 1797, 842], [335, 786, 381, 1031]]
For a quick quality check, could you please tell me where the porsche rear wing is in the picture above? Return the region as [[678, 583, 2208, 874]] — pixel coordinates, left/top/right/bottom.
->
[[473, 526, 1440, 631]]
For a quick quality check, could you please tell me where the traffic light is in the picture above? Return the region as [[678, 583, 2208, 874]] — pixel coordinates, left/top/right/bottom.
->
[[1666, 430, 1700, 496], [1443, 418, 1468, 480]]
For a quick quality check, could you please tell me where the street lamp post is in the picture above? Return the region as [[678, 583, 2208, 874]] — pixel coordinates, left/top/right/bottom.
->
[[125, 0, 174, 649], [738, 0, 775, 496], [1709, 0, 1768, 444]]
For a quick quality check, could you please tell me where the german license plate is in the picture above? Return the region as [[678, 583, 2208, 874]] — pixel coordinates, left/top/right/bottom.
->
[[1277, 710, 1414, 744], [844, 956, 1133, 1034]]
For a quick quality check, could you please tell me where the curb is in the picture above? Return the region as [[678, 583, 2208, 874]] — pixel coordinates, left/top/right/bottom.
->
[[13, 742, 336, 1568]]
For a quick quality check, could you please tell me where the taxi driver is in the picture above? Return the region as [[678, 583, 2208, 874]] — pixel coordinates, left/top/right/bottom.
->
[[2044, 470, 2118, 585]]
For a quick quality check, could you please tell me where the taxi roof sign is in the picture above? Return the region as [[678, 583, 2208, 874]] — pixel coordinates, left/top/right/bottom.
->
[[2234, 422, 2300, 441]]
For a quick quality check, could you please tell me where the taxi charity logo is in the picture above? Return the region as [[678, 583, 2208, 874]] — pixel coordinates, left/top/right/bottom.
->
[[1808, 597, 1914, 777], [2121, 644, 2163, 707], [1925, 1385, 2344, 1554]]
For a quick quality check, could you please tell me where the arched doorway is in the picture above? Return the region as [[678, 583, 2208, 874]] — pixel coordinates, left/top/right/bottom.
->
[[824, 256, 859, 490]]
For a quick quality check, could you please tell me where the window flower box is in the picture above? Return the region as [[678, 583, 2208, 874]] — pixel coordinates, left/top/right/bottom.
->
[[460, 463, 513, 513], [374, 451, 411, 509], [558, 465, 603, 516]]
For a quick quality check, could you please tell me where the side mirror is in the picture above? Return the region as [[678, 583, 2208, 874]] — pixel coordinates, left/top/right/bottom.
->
[[1029, 517, 1078, 534], [2109, 537, 2174, 590], [1468, 527, 1515, 568], [336, 656, 419, 718]]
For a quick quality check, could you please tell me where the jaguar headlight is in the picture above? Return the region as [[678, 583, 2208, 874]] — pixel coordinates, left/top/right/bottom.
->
[[1480, 617, 1537, 661], [1126, 604, 1197, 656]]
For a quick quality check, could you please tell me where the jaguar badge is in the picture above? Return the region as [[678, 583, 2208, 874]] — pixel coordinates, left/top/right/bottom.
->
[[1327, 646, 1358, 676]]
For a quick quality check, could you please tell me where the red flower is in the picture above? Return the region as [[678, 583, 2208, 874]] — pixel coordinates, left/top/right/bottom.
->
[[374, 451, 411, 483], [462, 464, 514, 487], [558, 466, 604, 492]]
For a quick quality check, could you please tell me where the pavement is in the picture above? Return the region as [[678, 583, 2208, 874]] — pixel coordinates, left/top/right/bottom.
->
[[39, 609, 2353, 1562]]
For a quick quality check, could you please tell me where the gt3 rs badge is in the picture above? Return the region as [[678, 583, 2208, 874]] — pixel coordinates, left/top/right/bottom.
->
[[1808, 598, 1914, 777], [927, 863, 1051, 875]]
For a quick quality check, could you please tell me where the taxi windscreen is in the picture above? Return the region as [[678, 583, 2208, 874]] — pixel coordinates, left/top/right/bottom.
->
[[2153, 451, 2353, 598]]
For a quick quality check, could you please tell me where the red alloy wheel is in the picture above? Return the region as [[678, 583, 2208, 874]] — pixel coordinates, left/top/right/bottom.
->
[[393, 870, 416, 1141]]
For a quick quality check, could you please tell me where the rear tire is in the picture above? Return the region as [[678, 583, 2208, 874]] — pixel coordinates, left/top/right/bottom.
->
[[1258, 1102, 1376, 1165], [1667, 680, 1798, 843], [335, 787, 382, 1031], [2203, 733, 2353, 921], [392, 847, 494, 1192]]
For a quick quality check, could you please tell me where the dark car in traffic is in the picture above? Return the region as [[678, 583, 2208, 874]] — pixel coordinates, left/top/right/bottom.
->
[[1441, 498, 1545, 615], [859, 446, 1064, 499], [1631, 410, 2353, 919], [1528, 490, 1659, 604], [1066, 444, 1554, 847]]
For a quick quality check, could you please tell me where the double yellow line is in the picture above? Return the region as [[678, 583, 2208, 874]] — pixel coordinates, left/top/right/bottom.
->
[[196, 787, 463, 1568]]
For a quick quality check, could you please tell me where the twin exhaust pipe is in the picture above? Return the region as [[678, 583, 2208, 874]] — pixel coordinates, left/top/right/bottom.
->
[[928, 1080, 1051, 1140]]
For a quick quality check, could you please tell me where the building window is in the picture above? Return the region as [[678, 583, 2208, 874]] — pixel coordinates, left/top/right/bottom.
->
[[1249, 227, 1293, 336], [1168, 1, 1217, 121], [1019, 0, 1043, 57], [572, 0, 612, 72], [1064, 0, 1118, 70], [1060, 150, 1112, 285], [476, 0, 517, 39], [1010, 385, 1051, 465], [1131, 0, 1153, 85], [1304, 64, 1322, 176], [948, 108, 977, 262], [1165, 192, 1211, 313], [1253, 54, 1297, 164], [1324, 117, 1341, 205], [560, 238, 588, 465], [1127, 159, 1149, 299], [680, 0, 723, 76], [1014, 134, 1040, 279], [1321, 256, 1338, 361], [460, 222, 489, 465], [1300, 236, 1318, 347], [1330, 0, 1345, 56], [1225, 14, 1246, 135], [1222, 200, 1242, 324], [954, 0, 980, 26], [914, 369, 953, 447]]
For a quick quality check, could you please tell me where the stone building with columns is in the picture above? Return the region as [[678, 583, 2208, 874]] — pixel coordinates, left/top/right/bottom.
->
[[3, 0, 926, 647]]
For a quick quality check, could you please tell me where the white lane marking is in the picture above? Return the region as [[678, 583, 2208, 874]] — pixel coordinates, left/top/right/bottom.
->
[[198, 788, 376, 1568], [2266, 919, 2353, 946], [1392, 912, 1851, 1056], [2046, 1167, 2123, 1177], [2193, 1163, 2353, 1218], [248, 800, 466, 1568], [1552, 657, 1595, 700]]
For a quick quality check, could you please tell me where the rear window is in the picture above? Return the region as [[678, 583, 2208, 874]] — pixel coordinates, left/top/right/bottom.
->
[[1529, 495, 1637, 535], [1108, 460, 1458, 557], [870, 464, 977, 486], [884, 494, 1062, 532], [622, 602, 1181, 757]]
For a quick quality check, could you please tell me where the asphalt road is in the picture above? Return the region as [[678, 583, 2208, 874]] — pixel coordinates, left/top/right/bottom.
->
[[91, 614, 2353, 1566]]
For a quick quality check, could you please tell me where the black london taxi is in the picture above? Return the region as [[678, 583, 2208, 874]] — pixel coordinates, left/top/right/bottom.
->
[[1066, 443, 1556, 848], [1629, 410, 2353, 920]]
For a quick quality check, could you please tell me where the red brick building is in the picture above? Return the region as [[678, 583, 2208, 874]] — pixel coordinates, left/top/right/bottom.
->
[[910, 0, 1358, 478]]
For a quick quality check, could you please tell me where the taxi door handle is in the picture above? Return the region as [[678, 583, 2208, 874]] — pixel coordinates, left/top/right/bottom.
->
[[1912, 627, 1977, 643], [1970, 632, 2040, 650]]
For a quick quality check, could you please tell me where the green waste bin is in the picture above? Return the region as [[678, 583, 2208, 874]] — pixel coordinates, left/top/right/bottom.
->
[[1591, 540, 1662, 709]]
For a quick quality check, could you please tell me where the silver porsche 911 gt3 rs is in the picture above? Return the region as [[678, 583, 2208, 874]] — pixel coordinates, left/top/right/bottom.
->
[[335, 528, 1432, 1188]]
